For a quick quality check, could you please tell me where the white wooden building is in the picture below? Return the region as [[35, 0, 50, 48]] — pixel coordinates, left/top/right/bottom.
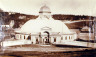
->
[[15, 5, 77, 44]]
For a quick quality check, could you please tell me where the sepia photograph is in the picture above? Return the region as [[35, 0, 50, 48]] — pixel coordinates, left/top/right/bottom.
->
[[0, 0, 96, 57]]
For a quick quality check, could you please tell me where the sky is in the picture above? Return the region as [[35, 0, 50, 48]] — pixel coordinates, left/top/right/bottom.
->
[[0, 0, 96, 16]]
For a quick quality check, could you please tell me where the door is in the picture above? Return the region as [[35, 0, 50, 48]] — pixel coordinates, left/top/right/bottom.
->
[[45, 37, 49, 43]]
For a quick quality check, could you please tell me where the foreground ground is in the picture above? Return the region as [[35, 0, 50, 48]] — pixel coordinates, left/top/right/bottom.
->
[[0, 44, 96, 57]]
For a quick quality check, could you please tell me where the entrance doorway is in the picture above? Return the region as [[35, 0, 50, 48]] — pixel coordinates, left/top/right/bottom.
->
[[44, 31, 50, 44], [45, 37, 49, 43]]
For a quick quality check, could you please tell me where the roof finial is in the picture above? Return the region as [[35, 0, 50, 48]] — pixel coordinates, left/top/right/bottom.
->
[[43, 1, 48, 6]]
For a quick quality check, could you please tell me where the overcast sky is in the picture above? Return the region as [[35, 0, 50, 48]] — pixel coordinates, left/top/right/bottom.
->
[[0, 0, 96, 16]]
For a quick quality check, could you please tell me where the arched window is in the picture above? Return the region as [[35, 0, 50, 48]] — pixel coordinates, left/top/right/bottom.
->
[[20, 35, 22, 39], [71, 36, 72, 39], [65, 36, 67, 40], [61, 37, 63, 40], [36, 38, 39, 44], [27, 35, 31, 40], [69, 36, 70, 40], [54, 37, 56, 42], [24, 35, 25, 39]]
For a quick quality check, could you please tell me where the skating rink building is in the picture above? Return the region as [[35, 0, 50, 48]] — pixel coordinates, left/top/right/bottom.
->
[[15, 5, 77, 44]]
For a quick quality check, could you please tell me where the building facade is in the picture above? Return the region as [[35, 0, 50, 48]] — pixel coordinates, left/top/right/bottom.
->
[[15, 5, 77, 44]]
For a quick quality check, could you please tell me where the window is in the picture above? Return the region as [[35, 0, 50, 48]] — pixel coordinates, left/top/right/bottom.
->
[[54, 37, 56, 42], [71, 36, 72, 39], [20, 35, 22, 39], [65, 36, 67, 40], [24, 35, 25, 39], [69, 36, 70, 40], [27, 35, 31, 40], [61, 37, 63, 40], [36, 38, 39, 44]]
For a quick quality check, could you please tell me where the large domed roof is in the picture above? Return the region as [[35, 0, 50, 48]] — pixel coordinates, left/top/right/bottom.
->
[[17, 5, 70, 34], [20, 19, 70, 34]]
